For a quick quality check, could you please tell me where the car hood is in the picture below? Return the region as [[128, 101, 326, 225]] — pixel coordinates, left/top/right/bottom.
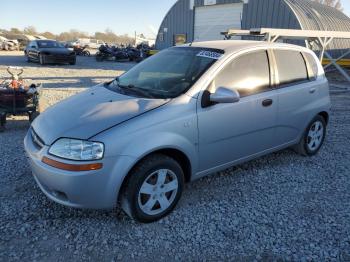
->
[[39, 48, 72, 54], [32, 85, 169, 145]]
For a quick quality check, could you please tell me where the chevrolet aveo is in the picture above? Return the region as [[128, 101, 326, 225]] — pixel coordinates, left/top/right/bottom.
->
[[25, 41, 331, 223]]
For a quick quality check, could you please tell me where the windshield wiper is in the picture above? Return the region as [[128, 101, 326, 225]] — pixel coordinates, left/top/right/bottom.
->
[[117, 83, 156, 99]]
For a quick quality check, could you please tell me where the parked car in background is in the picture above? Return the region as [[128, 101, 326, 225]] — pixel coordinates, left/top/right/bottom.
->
[[72, 38, 105, 49], [24, 40, 76, 65], [25, 41, 330, 223], [0, 36, 19, 51]]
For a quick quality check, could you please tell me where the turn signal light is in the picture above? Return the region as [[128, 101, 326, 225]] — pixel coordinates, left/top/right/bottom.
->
[[42, 157, 103, 171]]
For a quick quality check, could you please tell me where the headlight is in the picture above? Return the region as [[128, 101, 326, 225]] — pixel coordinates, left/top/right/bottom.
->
[[49, 138, 104, 161]]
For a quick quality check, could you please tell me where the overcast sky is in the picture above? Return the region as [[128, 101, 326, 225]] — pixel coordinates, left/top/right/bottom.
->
[[0, 0, 349, 37]]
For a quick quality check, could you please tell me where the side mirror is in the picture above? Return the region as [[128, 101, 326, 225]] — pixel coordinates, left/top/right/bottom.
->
[[201, 87, 240, 108], [210, 87, 240, 104]]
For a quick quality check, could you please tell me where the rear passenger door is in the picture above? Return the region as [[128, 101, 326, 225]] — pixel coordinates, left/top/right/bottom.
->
[[197, 50, 278, 172], [273, 49, 319, 145]]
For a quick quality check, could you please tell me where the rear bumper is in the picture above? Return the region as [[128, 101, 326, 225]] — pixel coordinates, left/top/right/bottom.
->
[[24, 130, 135, 209]]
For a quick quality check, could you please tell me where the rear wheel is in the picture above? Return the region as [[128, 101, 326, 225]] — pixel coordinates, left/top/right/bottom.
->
[[294, 115, 327, 156], [96, 53, 103, 62], [83, 50, 91, 57], [121, 154, 184, 223]]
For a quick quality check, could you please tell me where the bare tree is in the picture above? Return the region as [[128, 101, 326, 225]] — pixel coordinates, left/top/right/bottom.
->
[[57, 29, 89, 41], [23, 26, 37, 35], [312, 0, 343, 11], [41, 31, 56, 40], [10, 28, 22, 34]]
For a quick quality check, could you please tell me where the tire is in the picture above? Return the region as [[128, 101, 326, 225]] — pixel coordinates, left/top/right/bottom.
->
[[294, 115, 327, 156], [26, 55, 31, 63], [96, 53, 103, 62], [0, 113, 6, 132], [69, 58, 76, 65], [39, 54, 45, 65], [28, 111, 40, 123], [83, 51, 91, 57], [121, 154, 184, 223]]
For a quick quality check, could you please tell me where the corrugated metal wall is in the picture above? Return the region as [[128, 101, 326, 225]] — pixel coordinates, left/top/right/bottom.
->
[[241, 0, 300, 30], [284, 0, 350, 56], [156, 0, 242, 50], [156, 0, 350, 56]]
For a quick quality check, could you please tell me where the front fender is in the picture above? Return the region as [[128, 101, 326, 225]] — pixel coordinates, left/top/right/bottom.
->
[[120, 131, 198, 176]]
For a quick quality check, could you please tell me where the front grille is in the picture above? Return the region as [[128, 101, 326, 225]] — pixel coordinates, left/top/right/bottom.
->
[[31, 128, 45, 149], [48, 54, 73, 62]]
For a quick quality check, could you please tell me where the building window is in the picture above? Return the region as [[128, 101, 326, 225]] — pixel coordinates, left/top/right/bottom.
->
[[174, 34, 187, 46], [158, 33, 164, 42]]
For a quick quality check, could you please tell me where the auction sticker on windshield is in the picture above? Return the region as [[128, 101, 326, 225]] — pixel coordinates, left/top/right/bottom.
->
[[196, 50, 223, 60]]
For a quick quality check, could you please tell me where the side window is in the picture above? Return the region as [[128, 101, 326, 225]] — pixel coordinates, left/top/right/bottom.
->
[[214, 50, 271, 97], [303, 52, 319, 80], [274, 50, 308, 86]]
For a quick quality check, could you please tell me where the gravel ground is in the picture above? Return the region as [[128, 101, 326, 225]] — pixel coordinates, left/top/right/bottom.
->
[[0, 51, 134, 88], [1, 51, 350, 261]]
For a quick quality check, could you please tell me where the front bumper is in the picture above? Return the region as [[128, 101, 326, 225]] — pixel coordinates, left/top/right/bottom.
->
[[43, 54, 75, 64], [24, 130, 135, 209]]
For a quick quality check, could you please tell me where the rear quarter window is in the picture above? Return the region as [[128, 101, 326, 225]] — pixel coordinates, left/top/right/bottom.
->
[[274, 50, 308, 86], [303, 52, 319, 80]]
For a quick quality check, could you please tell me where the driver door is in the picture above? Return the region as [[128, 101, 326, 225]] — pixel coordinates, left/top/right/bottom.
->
[[197, 50, 278, 172]]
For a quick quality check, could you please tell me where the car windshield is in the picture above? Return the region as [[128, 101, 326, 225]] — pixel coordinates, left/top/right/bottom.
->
[[107, 47, 224, 99], [37, 41, 64, 48]]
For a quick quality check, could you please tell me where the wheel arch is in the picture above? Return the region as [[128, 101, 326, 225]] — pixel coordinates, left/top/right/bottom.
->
[[119, 148, 192, 195], [318, 111, 329, 125]]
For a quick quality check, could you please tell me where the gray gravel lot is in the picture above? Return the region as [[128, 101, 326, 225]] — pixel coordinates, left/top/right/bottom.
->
[[0, 51, 134, 88], [1, 51, 350, 261]]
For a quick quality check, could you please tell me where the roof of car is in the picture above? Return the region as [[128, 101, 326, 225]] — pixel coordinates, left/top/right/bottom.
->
[[182, 40, 308, 54], [36, 39, 56, 42]]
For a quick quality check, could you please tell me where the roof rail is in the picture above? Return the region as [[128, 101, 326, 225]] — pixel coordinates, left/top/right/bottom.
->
[[221, 28, 350, 82]]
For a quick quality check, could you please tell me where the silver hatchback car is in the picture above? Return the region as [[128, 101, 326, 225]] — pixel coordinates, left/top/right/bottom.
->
[[25, 41, 330, 223]]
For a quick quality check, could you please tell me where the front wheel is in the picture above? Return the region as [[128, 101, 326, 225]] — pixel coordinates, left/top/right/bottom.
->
[[294, 115, 327, 156], [39, 54, 45, 65], [69, 58, 76, 65], [121, 154, 184, 223], [0, 113, 6, 131], [28, 111, 40, 123]]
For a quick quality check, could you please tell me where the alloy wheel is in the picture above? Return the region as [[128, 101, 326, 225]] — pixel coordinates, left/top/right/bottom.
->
[[307, 121, 324, 151], [138, 169, 179, 216]]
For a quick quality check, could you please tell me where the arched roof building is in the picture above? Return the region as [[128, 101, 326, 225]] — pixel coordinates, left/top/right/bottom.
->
[[156, 0, 350, 53]]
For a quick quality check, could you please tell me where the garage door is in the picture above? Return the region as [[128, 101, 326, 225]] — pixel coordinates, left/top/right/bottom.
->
[[194, 3, 243, 42]]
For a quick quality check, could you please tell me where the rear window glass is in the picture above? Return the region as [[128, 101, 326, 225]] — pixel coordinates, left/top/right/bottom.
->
[[274, 50, 308, 86]]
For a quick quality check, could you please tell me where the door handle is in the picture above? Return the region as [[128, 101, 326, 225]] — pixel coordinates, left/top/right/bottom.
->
[[262, 99, 273, 107], [310, 88, 316, 94]]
